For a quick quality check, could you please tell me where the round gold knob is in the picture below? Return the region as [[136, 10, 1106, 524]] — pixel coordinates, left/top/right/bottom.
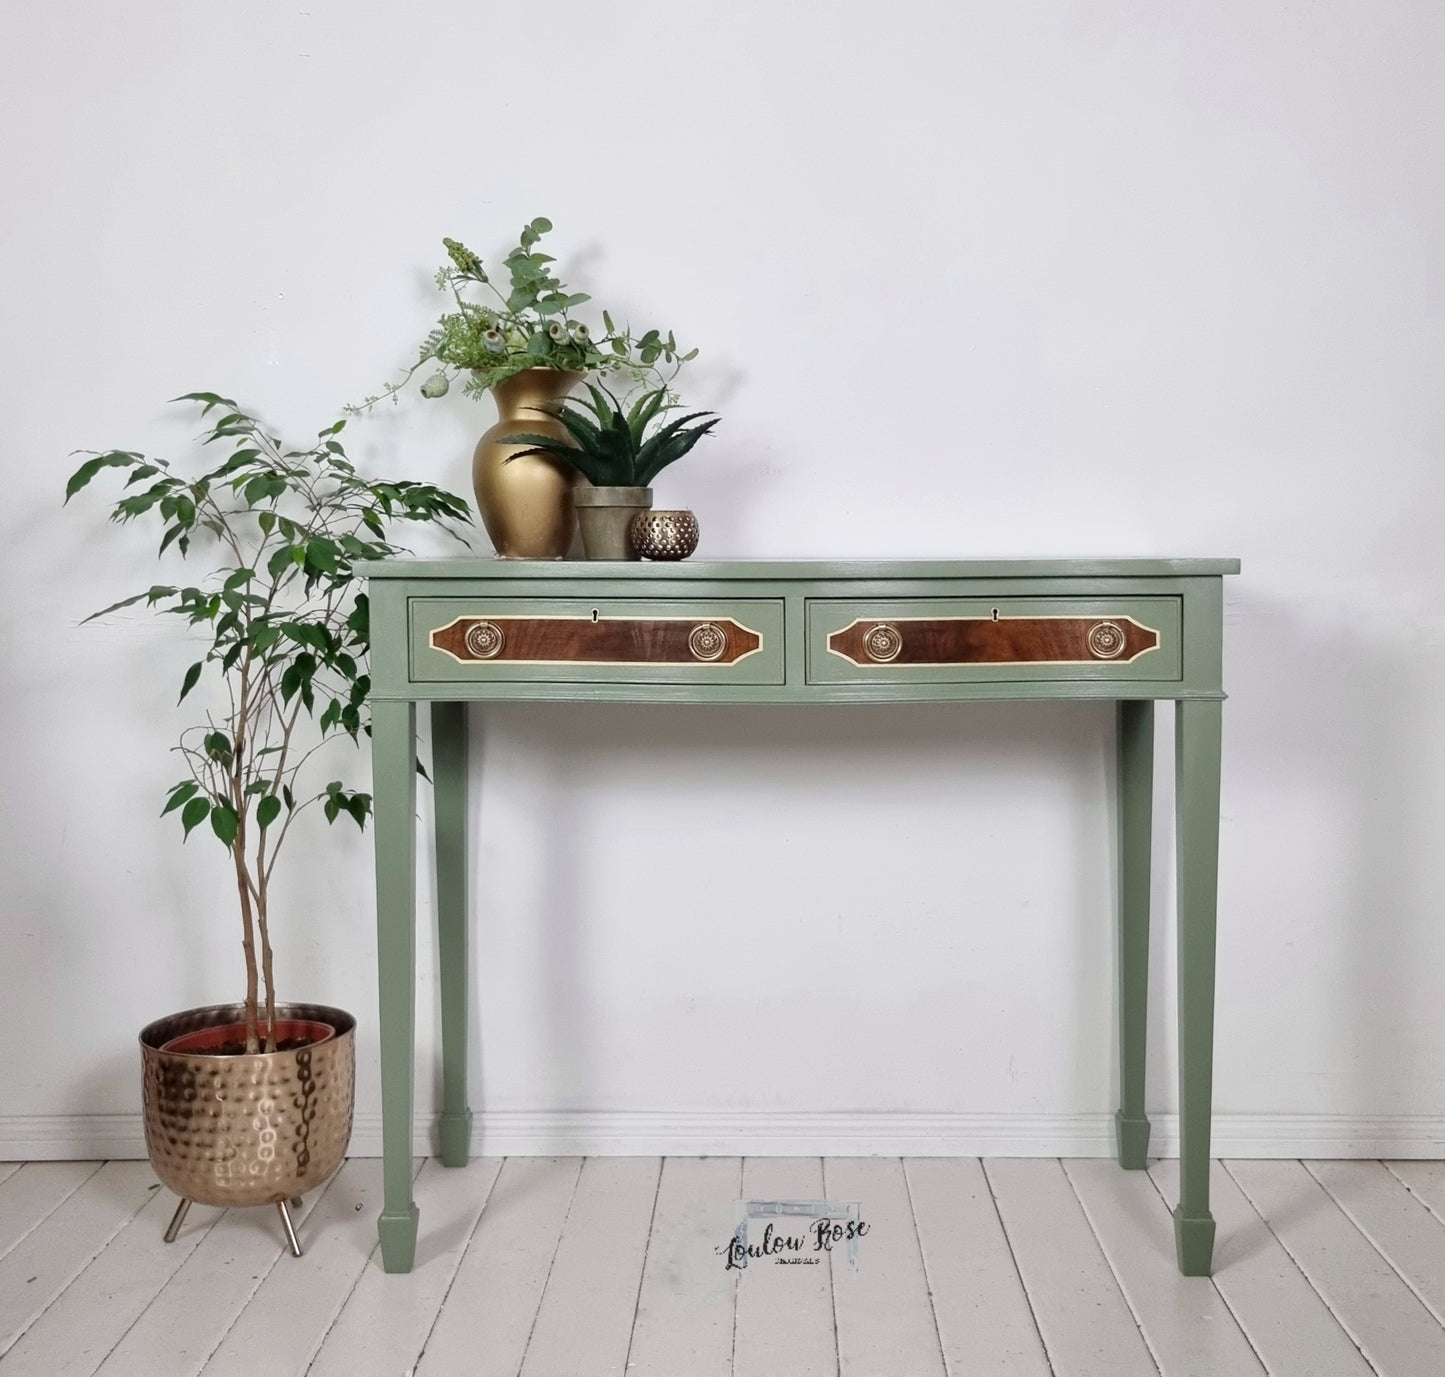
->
[[688, 622, 727, 661], [1087, 621, 1126, 659], [862, 623, 903, 662], [464, 620, 505, 659]]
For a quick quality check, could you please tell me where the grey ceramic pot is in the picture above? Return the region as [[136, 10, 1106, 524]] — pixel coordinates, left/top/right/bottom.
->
[[572, 486, 653, 559]]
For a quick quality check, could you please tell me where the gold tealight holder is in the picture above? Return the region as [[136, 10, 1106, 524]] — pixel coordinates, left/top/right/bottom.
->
[[629, 509, 700, 561]]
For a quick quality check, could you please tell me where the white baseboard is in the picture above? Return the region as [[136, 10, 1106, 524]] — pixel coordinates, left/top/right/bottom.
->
[[3, 1111, 1444, 1161]]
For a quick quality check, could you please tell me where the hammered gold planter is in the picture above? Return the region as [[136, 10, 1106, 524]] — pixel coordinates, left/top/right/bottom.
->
[[139, 1002, 355, 1213]]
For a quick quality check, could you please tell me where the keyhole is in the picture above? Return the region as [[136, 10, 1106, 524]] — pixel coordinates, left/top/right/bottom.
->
[[591, 608, 600, 623], [991, 607, 1000, 621]]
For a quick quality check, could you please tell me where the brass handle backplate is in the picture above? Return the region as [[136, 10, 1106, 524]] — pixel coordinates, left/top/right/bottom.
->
[[862, 623, 904, 662], [464, 621, 505, 659], [1086, 621, 1126, 659], [688, 622, 728, 661]]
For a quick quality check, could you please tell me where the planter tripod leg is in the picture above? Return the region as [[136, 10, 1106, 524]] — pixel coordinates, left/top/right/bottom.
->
[[276, 1199, 303, 1257], [163, 1197, 192, 1243]]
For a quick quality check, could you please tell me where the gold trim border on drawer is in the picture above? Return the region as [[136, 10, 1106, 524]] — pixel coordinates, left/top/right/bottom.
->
[[827, 614, 1161, 667], [429, 614, 766, 667]]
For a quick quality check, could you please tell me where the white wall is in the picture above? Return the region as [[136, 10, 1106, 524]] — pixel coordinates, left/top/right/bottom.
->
[[3, 1, 1443, 1159]]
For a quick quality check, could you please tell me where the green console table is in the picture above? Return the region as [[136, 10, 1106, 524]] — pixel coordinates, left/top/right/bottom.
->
[[360, 557, 1239, 1275]]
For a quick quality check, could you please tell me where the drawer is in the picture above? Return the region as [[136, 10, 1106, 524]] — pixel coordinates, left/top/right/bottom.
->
[[806, 598, 1181, 684], [410, 598, 785, 685]]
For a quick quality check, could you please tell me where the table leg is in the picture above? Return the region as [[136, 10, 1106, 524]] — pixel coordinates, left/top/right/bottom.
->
[[1114, 699, 1154, 1169], [431, 701, 473, 1167], [1174, 698, 1222, 1275], [373, 698, 419, 1273]]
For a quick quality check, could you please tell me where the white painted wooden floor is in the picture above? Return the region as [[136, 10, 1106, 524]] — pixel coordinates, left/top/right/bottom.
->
[[1, 1157, 1444, 1376]]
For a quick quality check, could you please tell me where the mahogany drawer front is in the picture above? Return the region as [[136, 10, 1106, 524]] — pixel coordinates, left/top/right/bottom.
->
[[409, 598, 785, 685], [805, 597, 1182, 684]]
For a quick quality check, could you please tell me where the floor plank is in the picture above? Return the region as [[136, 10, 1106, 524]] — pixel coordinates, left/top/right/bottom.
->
[[0, 1162, 158, 1360], [0, 1162, 102, 1264], [517, 1156, 661, 1377], [1227, 1158, 1445, 1377], [196, 1158, 410, 1377], [0, 1163, 22, 1188], [1387, 1160, 1445, 1228], [1309, 1160, 1445, 1327], [733, 1157, 837, 1377], [906, 1157, 1051, 1377], [1149, 1159, 1374, 1377], [1, 1183, 211, 1377], [414, 1157, 583, 1377], [625, 1156, 740, 1377], [92, 1198, 288, 1377], [1065, 1159, 1263, 1377], [306, 1156, 503, 1377], [825, 1157, 945, 1377], [985, 1157, 1157, 1377]]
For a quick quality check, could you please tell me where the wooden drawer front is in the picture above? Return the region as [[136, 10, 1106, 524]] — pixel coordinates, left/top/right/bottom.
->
[[806, 598, 1181, 684], [410, 598, 785, 685]]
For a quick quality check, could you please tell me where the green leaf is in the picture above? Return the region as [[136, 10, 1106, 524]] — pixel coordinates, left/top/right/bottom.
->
[[161, 780, 200, 816], [346, 594, 369, 640], [178, 661, 203, 702], [266, 545, 295, 579], [256, 794, 281, 829], [529, 216, 553, 234], [65, 451, 137, 503], [306, 538, 339, 574], [526, 332, 552, 358], [346, 793, 371, 829], [172, 391, 239, 415], [180, 796, 209, 839], [210, 799, 238, 846]]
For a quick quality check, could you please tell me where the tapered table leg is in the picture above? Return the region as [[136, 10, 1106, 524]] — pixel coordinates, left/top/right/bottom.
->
[[431, 701, 473, 1167], [1174, 698, 1223, 1275], [1115, 699, 1154, 1169], [373, 698, 419, 1273]]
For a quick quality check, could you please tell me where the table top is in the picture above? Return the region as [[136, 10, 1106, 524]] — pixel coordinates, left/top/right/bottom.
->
[[358, 557, 1241, 582]]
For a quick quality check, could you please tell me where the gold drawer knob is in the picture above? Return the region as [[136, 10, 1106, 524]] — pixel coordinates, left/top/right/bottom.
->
[[464, 620, 505, 659], [862, 623, 903, 662], [1087, 621, 1126, 659], [688, 622, 727, 661]]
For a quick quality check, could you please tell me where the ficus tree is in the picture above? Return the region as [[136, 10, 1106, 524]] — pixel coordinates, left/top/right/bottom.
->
[[66, 393, 472, 1053]]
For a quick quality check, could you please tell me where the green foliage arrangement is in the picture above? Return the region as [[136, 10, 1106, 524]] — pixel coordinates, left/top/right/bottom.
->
[[354, 217, 699, 408], [66, 394, 472, 1053], [503, 384, 720, 489]]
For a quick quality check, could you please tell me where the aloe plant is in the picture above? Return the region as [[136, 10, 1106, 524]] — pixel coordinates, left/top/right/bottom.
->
[[503, 384, 719, 488]]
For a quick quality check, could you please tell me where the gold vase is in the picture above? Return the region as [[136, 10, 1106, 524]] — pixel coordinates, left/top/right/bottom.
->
[[473, 368, 584, 559]]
